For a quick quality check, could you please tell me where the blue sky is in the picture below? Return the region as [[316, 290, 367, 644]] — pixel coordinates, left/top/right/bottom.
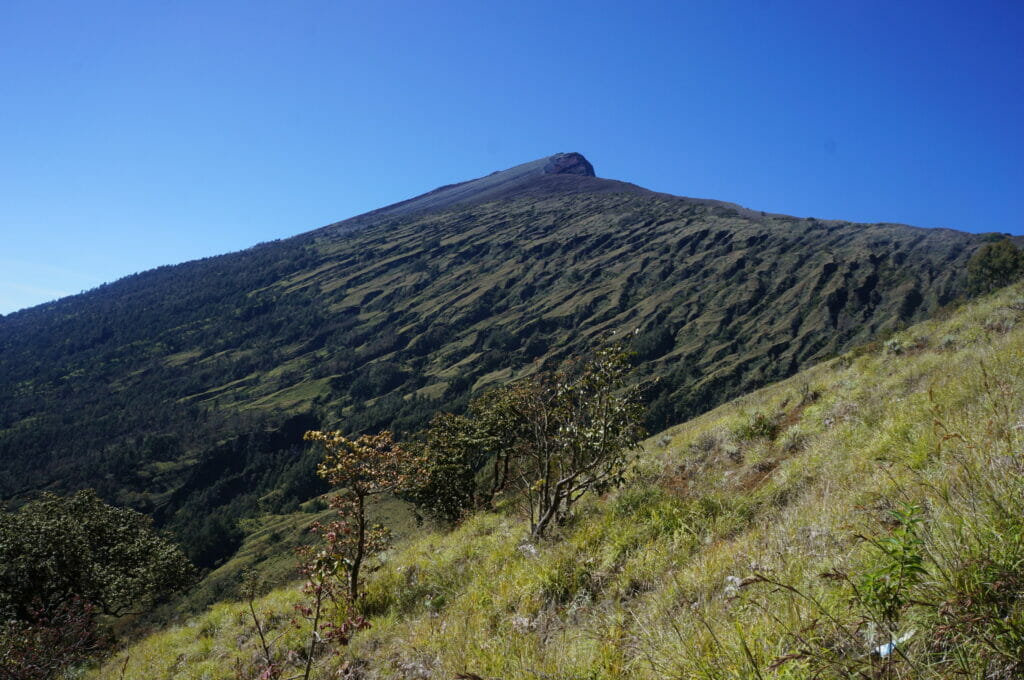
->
[[1, 1, 1022, 314]]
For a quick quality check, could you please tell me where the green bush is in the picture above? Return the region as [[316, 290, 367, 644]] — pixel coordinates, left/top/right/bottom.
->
[[0, 490, 194, 620], [733, 411, 781, 441], [967, 239, 1024, 295]]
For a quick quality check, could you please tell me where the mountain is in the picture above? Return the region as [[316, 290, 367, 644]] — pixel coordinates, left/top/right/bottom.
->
[[0, 153, 992, 566]]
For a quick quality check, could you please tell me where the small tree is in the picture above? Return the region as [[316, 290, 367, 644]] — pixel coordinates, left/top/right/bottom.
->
[[410, 347, 645, 532], [304, 430, 422, 601], [0, 490, 194, 621], [236, 558, 370, 680], [408, 412, 487, 523], [0, 490, 193, 679], [457, 345, 646, 538], [967, 238, 1024, 295], [238, 431, 416, 677], [409, 392, 526, 522], [407, 345, 645, 537]]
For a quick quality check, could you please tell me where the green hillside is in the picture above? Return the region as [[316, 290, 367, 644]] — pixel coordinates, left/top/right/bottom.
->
[[0, 154, 992, 571], [89, 279, 1024, 679]]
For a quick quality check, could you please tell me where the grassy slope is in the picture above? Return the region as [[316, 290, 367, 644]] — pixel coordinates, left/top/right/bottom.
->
[[161, 494, 421, 619], [93, 284, 1024, 679], [0, 176, 981, 509]]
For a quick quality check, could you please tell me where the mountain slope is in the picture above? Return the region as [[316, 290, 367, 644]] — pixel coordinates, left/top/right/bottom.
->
[[89, 280, 1024, 680], [0, 153, 992, 564]]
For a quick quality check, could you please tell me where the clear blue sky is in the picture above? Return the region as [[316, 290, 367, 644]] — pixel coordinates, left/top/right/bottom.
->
[[2, 1, 1022, 314]]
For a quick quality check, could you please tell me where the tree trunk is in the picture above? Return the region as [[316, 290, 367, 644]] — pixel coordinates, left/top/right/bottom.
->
[[486, 450, 511, 508], [531, 479, 567, 539], [302, 587, 323, 680], [350, 494, 365, 601]]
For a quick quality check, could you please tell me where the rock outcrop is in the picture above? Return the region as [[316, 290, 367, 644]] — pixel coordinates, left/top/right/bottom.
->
[[542, 152, 595, 177]]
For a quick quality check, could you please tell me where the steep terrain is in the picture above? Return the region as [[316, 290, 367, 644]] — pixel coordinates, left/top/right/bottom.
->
[[0, 153, 991, 567], [90, 279, 1024, 680]]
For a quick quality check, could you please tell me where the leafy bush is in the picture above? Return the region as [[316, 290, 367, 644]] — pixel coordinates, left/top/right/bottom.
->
[[0, 490, 194, 620], [733, 411, 781, 441], [408, 412, 488, 523], [967, 238, 1024, 295], [406, 344, 646, 538], [0, 490, 193, 678]]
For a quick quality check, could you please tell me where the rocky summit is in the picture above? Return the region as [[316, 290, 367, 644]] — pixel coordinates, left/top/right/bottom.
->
[[541, 152, 595, 176]]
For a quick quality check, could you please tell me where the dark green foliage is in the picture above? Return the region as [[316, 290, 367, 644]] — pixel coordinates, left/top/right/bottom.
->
[[967, 238, 1024, 295], [408, 345, 646, 535], [408, 412, 488, 523], [632, 323, 676, 362], [734, 411, 782, 441], [349, 362, 410, 399], [154, 413, 327, 569], [186, 514, 245, 571], [0, 490, 194, 620], [409, 383, 535, 522]]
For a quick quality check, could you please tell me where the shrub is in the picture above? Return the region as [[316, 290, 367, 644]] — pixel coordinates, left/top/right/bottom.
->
[[305, 430, 424, 601], [0, 490, 193, 678], [733, 411, 781, 441], [967, 239, 1024, 295], [474, 344, 646, 538], [409, 344, 645, 538], [0, 490, 194, 620], [408, 412, 490, 523]]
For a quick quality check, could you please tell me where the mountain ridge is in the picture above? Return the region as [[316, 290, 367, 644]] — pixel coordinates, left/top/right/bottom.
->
[[315, 152, 639, 236], [309, 152, 784, 242], [0, 151, 1000, 324], [0, 153, 994, 570]]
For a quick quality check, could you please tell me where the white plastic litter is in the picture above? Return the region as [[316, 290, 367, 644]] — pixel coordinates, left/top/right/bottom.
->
[[874, 630, 915, 657]]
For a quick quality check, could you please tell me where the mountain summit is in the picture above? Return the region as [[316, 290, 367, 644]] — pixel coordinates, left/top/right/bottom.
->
[[541, 152, 595, 176], [341, 152, 600, 224]]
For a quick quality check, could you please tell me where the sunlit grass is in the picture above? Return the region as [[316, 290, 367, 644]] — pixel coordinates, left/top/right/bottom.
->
[[92, 283, 1024, 679]]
